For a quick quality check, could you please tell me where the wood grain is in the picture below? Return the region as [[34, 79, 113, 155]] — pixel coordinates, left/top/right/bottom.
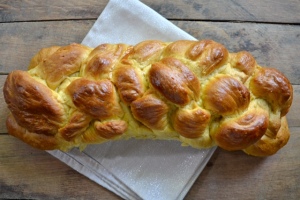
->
[[0, 135, 121, 200], [1, 20, 299, 85], [0, 75, 9, 133], [0, 21, 94, 73], [0, 0, 108, 22], [1, 127, 299, 199], [1, 0, 300, 23], [186, 127, 300, 199], [147, 0, 300, 23], [1, 0, 299, 199], [287, 85, 300, 127]]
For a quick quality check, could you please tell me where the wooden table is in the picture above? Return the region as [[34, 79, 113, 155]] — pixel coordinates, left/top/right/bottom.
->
[[1, 0, 299, 199]]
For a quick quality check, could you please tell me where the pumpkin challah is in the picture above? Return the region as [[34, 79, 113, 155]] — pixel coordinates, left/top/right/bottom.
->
[[3, 40, 293, 156]]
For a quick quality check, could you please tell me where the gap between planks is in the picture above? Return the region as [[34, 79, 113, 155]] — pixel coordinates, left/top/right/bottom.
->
[[1, 18, 300, 26]]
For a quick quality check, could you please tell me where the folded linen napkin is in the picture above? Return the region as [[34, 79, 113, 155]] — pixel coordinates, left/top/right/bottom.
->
[[48, 0, 216, 199]]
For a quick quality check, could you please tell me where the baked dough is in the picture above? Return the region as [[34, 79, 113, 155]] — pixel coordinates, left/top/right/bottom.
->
[[3, 40, 293, 156]]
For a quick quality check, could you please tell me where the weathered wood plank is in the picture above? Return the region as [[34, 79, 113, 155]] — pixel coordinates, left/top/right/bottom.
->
[[0, 135, 121, 200], [0, 0, 108, 22], [287, 85, 300, 127], [0, 75, 9, 133], [1, 20, 299, 84], [1, 1, 298, 199], [147, 0, 300, 23], [186, 127, 300, 200], [1, 127, 299, 199], [0, 20, 94, 73], [1, 0, 300, 23]]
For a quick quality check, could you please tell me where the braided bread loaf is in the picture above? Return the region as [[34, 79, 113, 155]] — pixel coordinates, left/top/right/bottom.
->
[[3, 40, 293, 156]]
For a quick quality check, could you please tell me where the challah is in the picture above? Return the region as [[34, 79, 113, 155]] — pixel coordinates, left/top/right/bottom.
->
[[3, 40, 293, 156]]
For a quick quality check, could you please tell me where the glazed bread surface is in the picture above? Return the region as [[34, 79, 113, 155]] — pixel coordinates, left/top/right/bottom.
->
[[3, 40, 293, 156]]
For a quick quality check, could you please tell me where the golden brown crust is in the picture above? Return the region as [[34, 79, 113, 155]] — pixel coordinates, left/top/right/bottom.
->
[[3, 70, 65, 135], [38, 43, 91, 89], [243, 117, 290, 156], [212, 110, 269, 151], [129, 40, 165, 63], [28, 46, 61, 70], [82, 43, 130, 80], [164, 40, 196, 58], [3, 40, 293, 156], [202, 75, 250, 115], [230, 51, 256, 77], [84, 53, 113, 78], [149, 57, 200, 106], [66, 78, 123, 120], [131, 94, 169, 130], [6, 115, 59, 150], [113, 61, 145, 104], [164, 40, 229, 75], [250, 67, 293, 117], [94, 120, 128, 139], [59, 111, 92, 141], [188, 40, 229, 75], [174, 105, 211, 138]]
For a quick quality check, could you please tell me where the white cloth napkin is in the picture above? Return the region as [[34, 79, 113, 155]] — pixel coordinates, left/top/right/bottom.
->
[[48, 0, 216, 199]]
